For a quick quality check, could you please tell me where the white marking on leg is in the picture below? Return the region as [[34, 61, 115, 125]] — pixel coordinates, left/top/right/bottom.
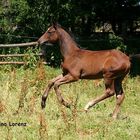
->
[[84, 101, 93, 111]]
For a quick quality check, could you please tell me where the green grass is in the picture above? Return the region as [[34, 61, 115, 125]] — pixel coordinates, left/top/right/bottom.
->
[[0, 64, 140, 140]]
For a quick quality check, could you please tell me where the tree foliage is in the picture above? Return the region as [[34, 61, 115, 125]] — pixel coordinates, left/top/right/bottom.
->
[[0, 0, 140, 43], [0, 0, 140, 69], [93, 0, 140, 34]]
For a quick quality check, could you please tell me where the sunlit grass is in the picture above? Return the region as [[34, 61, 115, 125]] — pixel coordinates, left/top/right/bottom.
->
[[0, 65, 140, 140]]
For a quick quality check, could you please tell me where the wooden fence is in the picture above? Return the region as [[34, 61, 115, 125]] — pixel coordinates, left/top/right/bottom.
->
[[0, 42, 47, 65]]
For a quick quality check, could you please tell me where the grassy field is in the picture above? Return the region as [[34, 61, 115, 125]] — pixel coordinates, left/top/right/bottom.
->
[[0, 64, 140, 140]]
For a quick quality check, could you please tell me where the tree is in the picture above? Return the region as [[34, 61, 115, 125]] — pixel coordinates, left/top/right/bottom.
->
[[0, 0, 140, 44], [92, 0, 140, 35]]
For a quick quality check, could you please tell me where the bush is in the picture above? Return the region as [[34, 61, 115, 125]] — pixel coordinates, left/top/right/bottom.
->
[[108, 33, 127, 52]]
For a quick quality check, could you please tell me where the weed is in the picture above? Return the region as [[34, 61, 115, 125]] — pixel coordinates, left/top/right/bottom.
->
[[0, 66, 140, 140], [39, 111, 48, 140]]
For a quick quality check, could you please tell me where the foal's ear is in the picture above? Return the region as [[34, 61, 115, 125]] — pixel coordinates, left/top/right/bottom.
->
[[52, 22, 58, 30]]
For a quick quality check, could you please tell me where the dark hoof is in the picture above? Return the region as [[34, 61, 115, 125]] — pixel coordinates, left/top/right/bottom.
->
[[64, 102, 71, 109], [84, 109, 88, 113], [41, 101, 46, 109], [66, 104, 71, 109], [13, 111, 19, 115]]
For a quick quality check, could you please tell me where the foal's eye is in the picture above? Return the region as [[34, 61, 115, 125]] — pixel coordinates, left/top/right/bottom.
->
[[48, 32, 52, 35], [48, 31, 55, 35]]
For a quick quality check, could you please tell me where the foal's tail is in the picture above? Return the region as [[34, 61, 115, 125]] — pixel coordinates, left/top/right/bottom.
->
[[129, 54, 140, 76], [130, 54, 140, 60]]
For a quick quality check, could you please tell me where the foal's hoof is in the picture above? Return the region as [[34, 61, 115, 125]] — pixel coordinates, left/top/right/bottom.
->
[[84, 105, 89, 113], [109, 113, 118, 120], [65, 103, 71, 109], [41, 101, 46, 109], [84, 109, 88, 113]]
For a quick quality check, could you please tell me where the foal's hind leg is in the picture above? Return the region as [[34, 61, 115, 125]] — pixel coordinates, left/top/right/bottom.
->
[[112, 77, 125, 119], [53, 74, 78, 108], [41, 74, 63, 109], [84, 79, 115, 112]]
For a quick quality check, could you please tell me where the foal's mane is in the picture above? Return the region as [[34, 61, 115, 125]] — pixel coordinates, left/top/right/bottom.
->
[[57, 24, 80, 47]]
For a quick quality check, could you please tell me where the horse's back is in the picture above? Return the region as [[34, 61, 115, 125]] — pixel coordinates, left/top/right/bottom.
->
[[62, 49, 130, 79], [78, 49, 130, 79]]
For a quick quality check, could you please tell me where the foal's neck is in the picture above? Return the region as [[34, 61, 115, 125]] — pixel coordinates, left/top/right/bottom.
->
[[58, 28, 80, 58]]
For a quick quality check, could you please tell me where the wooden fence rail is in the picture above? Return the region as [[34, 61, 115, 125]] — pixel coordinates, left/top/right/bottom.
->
[[0, 42, 38, 48], [0, 41, 47, 65], [0, 53, 43, 57], [0, 62, 26, 65]]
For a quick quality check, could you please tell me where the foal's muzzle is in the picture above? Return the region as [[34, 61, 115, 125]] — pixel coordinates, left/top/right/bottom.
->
[[37, 39, 47, 45]]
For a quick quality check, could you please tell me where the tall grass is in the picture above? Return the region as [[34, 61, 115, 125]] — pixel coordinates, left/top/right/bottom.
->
[[0, 64, 140, 140]]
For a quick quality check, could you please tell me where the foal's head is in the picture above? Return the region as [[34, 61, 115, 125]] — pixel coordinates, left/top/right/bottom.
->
[[38, 23, 60, 45]]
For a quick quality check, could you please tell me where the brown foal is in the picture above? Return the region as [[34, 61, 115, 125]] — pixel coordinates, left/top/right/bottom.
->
[[38, 23, 130, 119]]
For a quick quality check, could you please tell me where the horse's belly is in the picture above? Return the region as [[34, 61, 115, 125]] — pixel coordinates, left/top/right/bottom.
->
[[80, 72, 103, 79]]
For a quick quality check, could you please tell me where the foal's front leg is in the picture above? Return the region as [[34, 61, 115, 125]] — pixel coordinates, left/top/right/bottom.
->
[[53, 74, 78, 108], [41, 74, 63, 109]]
